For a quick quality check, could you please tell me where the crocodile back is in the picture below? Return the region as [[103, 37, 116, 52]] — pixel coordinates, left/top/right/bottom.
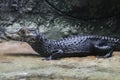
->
[[50, 35, 120, 53]]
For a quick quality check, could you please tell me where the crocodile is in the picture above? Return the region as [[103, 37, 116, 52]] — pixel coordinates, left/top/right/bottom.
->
[[4, 28, 120, 60]]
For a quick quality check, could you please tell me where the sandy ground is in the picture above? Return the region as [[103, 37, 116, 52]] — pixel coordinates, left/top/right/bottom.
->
[[0, 41, 120, 80]]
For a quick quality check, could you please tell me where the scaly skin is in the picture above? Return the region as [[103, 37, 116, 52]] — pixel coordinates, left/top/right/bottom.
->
[[4, 28, 120, 60]]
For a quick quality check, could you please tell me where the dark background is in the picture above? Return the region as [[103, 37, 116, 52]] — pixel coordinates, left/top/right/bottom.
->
[[0, 0, 120, 39]]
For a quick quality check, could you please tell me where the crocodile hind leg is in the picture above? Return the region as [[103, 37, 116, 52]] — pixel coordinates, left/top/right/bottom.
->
[[44, 49, 64, 60], [94, 44, 113, 58]]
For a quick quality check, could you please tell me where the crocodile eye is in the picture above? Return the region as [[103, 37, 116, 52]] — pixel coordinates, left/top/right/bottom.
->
[[17, 30, 26, 37]]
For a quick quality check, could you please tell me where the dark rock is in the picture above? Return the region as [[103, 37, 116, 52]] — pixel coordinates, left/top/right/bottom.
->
[[0, 0, 120, 39]]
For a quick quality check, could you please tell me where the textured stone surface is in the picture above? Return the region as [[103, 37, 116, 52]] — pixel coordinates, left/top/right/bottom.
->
[[48, 0, 120, 19], [0, 0, 120, 40], [0, 41, 120, 80]]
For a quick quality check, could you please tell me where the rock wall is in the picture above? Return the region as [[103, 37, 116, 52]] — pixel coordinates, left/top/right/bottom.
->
[[0, 0, 120, 39]]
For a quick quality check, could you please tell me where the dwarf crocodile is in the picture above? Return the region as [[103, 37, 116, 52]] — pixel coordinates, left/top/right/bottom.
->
[[4, 28, 120, 60]]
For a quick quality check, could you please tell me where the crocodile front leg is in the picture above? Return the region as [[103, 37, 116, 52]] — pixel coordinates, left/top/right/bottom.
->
[[44, 49, 64, 60], [94, 44, 113, 58]]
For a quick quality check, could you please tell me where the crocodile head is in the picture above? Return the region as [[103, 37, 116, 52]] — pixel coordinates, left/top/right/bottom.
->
[[18, 28, 39, 43], [5, 28, 40, 45], [14, 28, 49, 54]]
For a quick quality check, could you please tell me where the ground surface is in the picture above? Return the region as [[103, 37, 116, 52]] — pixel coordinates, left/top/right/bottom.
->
[[0, 41, 120, 80]]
